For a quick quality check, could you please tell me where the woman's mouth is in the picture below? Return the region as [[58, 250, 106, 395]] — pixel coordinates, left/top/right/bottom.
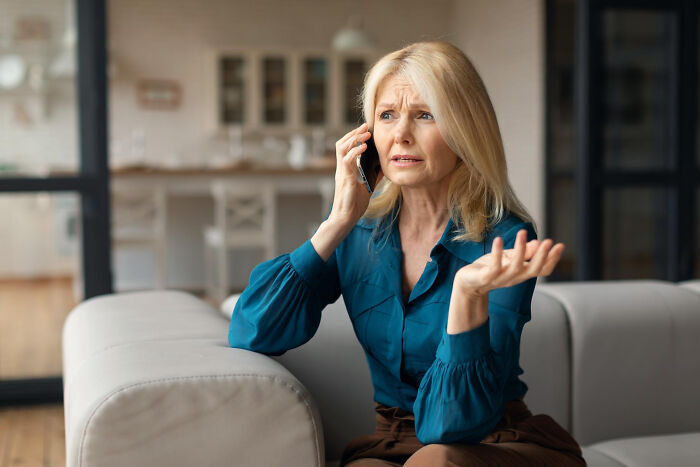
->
[[391, 155, 423, 167]]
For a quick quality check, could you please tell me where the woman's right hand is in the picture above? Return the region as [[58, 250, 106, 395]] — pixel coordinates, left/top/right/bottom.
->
[[327, 122, 379, 229], [310, 123, 381, 262]]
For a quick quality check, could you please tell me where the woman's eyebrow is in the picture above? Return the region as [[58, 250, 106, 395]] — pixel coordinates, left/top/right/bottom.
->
[[376, 102, 429, 110]]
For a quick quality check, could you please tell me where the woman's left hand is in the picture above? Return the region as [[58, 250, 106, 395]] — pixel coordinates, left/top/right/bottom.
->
[[453, 229, 565, 298]]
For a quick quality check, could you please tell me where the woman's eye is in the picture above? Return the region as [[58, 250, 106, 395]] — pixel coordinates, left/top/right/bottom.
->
[[377, 111, 432, 120]]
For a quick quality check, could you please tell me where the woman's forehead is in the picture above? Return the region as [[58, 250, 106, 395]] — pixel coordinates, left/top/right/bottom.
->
[[376, 76, 426, 107]]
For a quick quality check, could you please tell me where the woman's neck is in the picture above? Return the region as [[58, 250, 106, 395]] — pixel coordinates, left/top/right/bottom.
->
[[398, 183, 451, 239]]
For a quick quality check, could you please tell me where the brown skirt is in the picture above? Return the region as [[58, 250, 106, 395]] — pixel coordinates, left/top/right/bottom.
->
[[340, 398, 586, 466]]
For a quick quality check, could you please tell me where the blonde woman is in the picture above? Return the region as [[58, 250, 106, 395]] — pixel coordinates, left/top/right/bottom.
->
[[229, 41, 585, 466]]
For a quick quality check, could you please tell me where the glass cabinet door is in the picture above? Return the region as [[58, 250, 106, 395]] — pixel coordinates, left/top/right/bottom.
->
[[303, 57, 327, 125], [602, 187, 672, 279], [602, 10, 675, 171], [262, 56, 287, 124], [343, 58, 366, 125], [219, 56, 245, 124]]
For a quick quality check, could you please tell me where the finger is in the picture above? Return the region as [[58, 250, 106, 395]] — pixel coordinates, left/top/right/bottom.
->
[[340, 143, 367, 174], [540, 243, 566, 276], [349, 132, 372, 156], [506, 229, 527, 276], [339, 122, 367, 144], [526, 238, 553, 277], [502, 238, 539, 260], [337, 123, 369, 154], [344, 142, 366, 162], [539, 247, 564, 276], [490, 236, 503, 280], [524, 239, 541, 259]]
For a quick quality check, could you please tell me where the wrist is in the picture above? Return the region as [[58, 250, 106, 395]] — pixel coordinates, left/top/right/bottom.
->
[[310, 218, 353, 262], [453, 272, 489, 299], [447, 282, 489, 334], [321, 216, 354, 238]]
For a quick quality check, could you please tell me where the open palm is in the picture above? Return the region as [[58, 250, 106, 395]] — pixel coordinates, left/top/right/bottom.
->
[[454, 229, 565, 296]]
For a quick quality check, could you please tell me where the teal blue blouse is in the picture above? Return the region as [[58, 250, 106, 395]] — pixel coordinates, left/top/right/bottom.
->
[[228, 212, 538, 445]]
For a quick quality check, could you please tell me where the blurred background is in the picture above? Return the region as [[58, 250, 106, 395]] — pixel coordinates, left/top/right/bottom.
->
[[0, 0, 698, 459]]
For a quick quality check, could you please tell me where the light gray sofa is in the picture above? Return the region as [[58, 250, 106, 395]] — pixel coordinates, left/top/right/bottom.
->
[[62, 279, 700, 467]]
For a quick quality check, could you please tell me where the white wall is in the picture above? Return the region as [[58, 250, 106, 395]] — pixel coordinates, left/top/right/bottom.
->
[[2, 0, 548, 287], [107, 0, 456, 290], [450, 0, 546, 234], [107, 0, 455, 167]]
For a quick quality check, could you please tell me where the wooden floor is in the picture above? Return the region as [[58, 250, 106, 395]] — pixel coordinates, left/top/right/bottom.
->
[[0, 276, 218, 466], [0, 405, 65, 467], [0, 277, 77, 379], [0, 277, 75, 466]]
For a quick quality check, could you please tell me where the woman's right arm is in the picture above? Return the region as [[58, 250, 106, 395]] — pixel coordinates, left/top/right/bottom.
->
[[227, 234, 341, 356], [228, 123, 378, 355]]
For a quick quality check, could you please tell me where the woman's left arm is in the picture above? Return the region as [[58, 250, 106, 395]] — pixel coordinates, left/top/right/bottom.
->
[[413, 223, 565, 444]]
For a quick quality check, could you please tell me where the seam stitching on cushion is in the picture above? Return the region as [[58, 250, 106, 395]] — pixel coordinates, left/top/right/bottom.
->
[[584, 447, 627, 467], [77, 374, 323, 467], [64, 336, 225, 396]]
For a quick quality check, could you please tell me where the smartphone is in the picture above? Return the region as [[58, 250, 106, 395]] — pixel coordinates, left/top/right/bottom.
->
[[356, 135, 381, 193]]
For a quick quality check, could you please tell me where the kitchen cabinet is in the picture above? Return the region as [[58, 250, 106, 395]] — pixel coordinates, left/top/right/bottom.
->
[[205, 47, 380, 135]]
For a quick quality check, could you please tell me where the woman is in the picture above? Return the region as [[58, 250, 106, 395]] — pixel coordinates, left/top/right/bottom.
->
[[229, 41, 585, 466]]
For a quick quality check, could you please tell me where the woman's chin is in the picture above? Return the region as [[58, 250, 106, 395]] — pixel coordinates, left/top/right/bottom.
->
[[384, 171, 423, 187], [391, 175, 430, 188]]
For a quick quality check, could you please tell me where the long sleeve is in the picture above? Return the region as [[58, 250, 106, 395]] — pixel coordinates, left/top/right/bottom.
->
[[412, 222, 537, 444], [228, 239, 341, 356]]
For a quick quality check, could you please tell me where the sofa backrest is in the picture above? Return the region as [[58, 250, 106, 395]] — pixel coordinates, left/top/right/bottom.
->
[[277, 288, 579, 460], [519, 290, 572, 430], [274, 279, 700, 456], [273, 297, 375, 462], [534, 280, 700, 446]]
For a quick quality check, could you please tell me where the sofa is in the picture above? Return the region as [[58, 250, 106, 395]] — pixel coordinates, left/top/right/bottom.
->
[[62, 279, 700, 466]]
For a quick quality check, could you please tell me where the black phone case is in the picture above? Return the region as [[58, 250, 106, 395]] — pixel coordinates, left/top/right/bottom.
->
[[358, 136, 381, 193]]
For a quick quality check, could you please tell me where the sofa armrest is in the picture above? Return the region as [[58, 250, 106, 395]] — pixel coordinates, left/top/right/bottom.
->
[[63, 291, 324, 467], [536, 280, 700, 446]]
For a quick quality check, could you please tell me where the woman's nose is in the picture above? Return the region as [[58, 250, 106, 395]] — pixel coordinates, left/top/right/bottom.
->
[[393, 118, 414, 145]]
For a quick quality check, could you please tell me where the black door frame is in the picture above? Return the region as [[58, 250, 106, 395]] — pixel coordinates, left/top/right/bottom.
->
[[573, 0, 698, 280], [0, 0, 112, 406]]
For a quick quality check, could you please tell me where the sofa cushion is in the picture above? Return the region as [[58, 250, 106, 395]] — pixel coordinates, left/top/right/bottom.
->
[[536, 281, 700, 446], [679, 279, 700, 296], [581, 447, 626, 467], [583, 431, 700, 467], [62, 290, 228, 382]]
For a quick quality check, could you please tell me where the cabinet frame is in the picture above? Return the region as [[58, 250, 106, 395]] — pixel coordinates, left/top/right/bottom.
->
[[204, 46, 380, 138]]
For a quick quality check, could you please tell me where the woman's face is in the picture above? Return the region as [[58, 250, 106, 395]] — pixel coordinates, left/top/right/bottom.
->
[[372, 75, 459, 190]]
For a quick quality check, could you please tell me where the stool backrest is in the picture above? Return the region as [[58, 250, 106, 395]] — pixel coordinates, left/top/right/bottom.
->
[[211, 181, 275, 245], [111, 184, 166, 240]]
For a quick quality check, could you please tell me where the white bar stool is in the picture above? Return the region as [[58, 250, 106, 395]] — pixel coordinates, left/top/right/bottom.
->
[[203, 181, 276, 303], [111, 183, 168, 290]]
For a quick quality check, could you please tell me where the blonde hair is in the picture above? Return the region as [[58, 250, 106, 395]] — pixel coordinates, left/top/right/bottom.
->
[[360, 41, 536, 242]]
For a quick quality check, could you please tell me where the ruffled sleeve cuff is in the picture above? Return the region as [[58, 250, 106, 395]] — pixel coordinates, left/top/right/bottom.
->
[[289, 239, 330, 285], [436, 318, 491, 364]]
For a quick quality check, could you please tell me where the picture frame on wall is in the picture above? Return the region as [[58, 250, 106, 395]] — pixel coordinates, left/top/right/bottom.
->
[[14, 17, 50, 42], [137, 79, 182, 110]]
